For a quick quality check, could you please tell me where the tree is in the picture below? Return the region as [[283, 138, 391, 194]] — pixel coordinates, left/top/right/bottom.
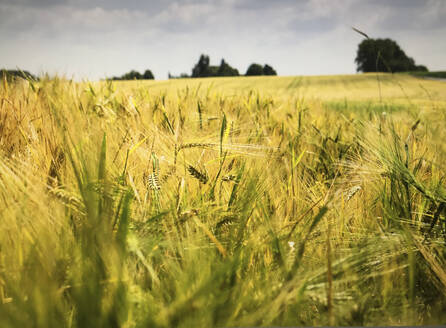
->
[[142, 69, 154, 80], [263, 64, 277, 76], [111, 69, 155, 80], [121, 70, 142, 80], [414, 65, 428, 72], [168, 72, 190, 79], [245, 63, 277, 76], [355, 38, 428, 73], [192, 54, 211, 78], [217, 59, 239, 76], [191, 55, 239, 78], [245, 63, 264, 76]]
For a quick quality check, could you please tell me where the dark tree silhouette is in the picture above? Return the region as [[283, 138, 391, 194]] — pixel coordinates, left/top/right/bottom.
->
[[263, 64, 277, 76], [217, 59, 239, 76], [245, 63, 277, 76], [122, 70, 142, 80], [142, 69, 154, 80], [192, 54, 211, 77], [245, 63, 264, 76], [355, 38, 427, 73], [111, 69, 155, 80], [191, 55, 239, 77]]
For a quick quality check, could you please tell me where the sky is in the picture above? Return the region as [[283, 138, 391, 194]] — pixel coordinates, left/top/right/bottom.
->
[[1, 0, 445, 80]]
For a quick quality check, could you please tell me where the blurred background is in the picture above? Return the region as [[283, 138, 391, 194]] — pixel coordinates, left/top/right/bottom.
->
[[1, 0, 445, 80]]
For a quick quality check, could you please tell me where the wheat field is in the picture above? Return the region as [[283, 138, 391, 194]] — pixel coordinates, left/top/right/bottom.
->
[[0, 73, 445, 327]]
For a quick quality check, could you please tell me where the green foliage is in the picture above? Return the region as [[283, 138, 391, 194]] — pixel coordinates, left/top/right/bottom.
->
[[217, 59, 239, 77], [246, 63, 278, 76], [355, 38, 428, 73], [111, 69, 155, 80], [263, 64, 277, 76], [192, 54, 239, 78], [168, 72, 191, 79], [245, 63, 263, 76], [121, 70, 142, 80], [142, 69, 155, 80], [192, 54, 211, 78]]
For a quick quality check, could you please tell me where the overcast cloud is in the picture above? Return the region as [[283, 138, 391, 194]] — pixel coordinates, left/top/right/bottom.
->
[[1, 0, 445, 80]]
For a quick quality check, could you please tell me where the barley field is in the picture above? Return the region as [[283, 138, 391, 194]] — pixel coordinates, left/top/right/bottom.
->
[[0, 73, 445, 327]]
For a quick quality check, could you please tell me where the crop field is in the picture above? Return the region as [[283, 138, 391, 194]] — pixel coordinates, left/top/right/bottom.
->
[[0, 73, 445, 327]]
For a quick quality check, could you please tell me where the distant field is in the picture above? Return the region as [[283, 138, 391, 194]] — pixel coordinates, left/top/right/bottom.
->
[[116, 72, 446, 102], [1, 73, 445, 327]]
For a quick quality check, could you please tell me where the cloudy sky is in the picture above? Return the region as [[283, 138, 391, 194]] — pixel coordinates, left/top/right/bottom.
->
[[1, 0, 445, 80]]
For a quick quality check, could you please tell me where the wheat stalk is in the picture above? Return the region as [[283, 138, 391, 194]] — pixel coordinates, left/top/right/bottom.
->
[[346, 185, 361, 201], [177, 143, 216, 151], [147, 173, 161, 190], [187, 165, 208, 184]]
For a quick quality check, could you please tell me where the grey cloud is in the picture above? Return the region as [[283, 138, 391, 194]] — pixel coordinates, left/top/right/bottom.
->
[[0, 0, 217, 12], [365, 0, 427, 9], [234, 0, 306, 10], [0, 0, 66, 6], [288, 16, 337, 33], [2, 0, 445, 41], [348, 0, 446, 31], [382, 2, 446, 31]]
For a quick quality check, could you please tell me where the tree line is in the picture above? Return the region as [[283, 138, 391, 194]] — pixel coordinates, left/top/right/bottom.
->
[[110, 54, 277, 81], [110, 69, 154, 81], [2, 38, 433, 81], [113, 37, 429, 80], [171, 54, 277, 78]]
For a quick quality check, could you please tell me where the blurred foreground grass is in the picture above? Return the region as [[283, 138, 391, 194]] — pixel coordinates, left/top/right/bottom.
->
[[0, 73, 445, 327]]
